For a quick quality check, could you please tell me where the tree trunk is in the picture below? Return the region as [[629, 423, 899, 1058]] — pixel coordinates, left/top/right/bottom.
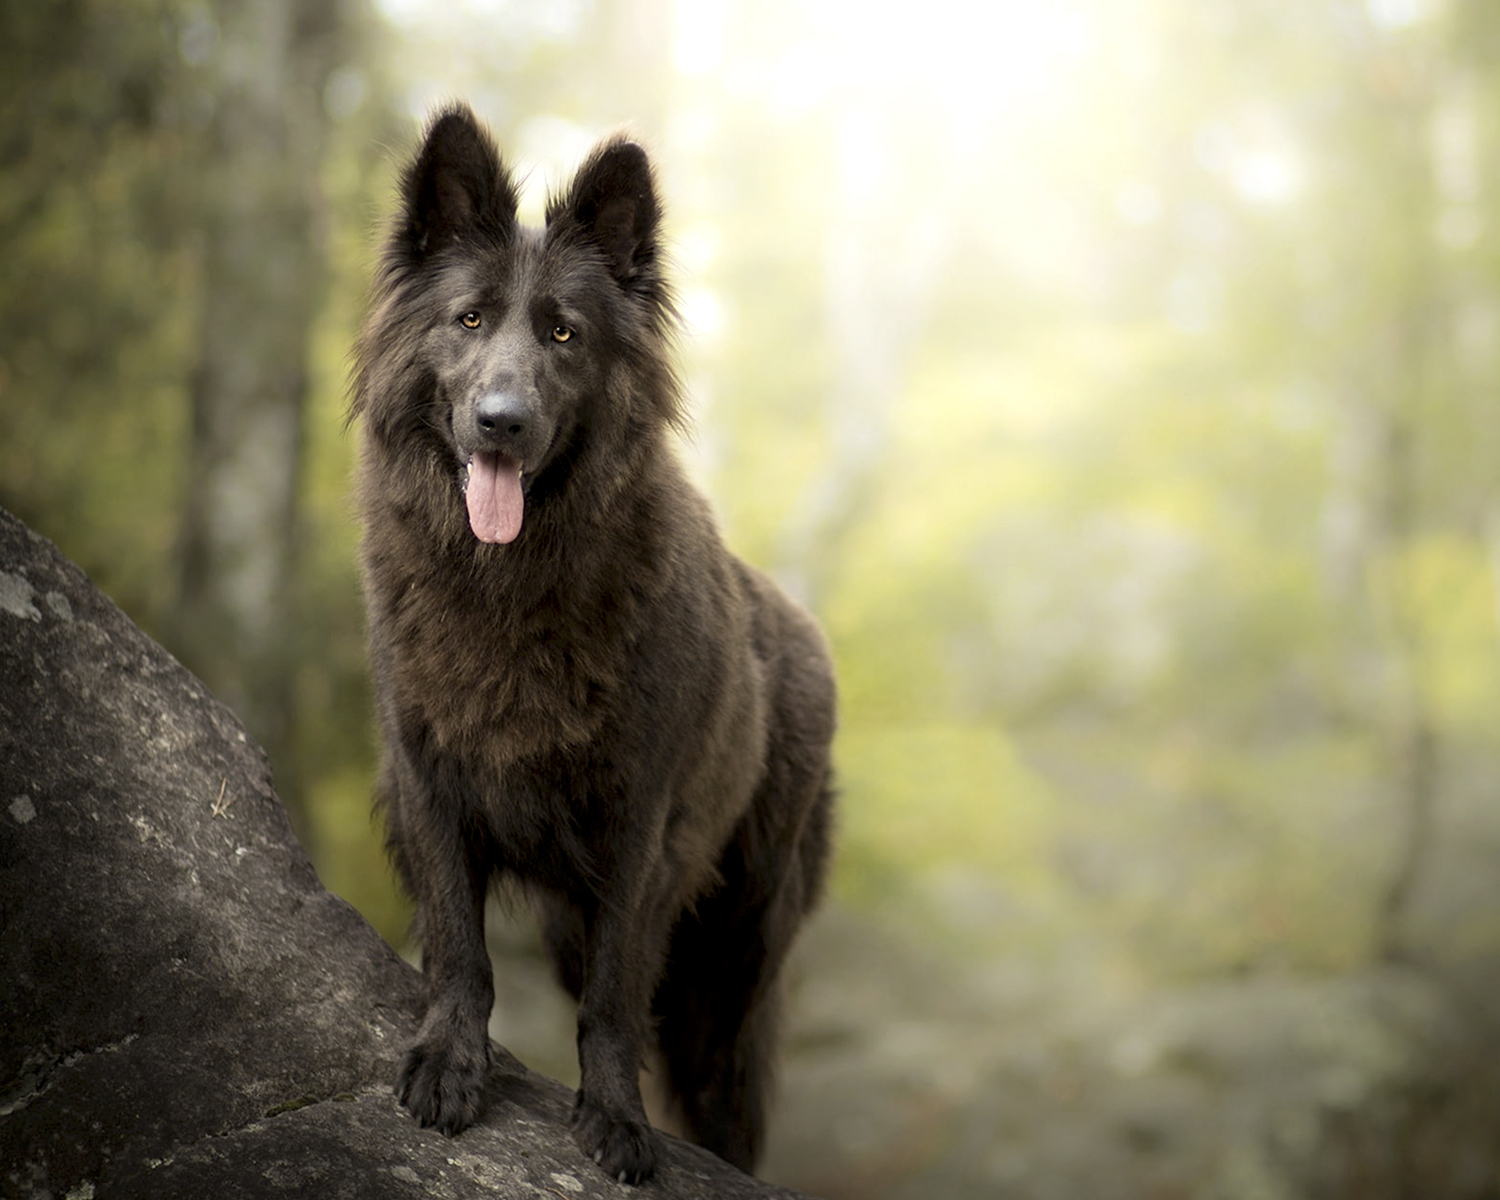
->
[[173, 0, 343, 841]]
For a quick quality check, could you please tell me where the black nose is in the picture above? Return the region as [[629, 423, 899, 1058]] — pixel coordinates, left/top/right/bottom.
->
[[475, 392, 529, 440]]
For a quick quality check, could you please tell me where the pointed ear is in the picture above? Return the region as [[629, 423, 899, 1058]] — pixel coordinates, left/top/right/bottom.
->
[[400, 104, 518, 258], [550, 138, 661, 287]]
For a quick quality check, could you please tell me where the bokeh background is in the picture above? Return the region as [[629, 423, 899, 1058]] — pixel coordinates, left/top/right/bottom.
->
[[6, 0, 1500, 1195]]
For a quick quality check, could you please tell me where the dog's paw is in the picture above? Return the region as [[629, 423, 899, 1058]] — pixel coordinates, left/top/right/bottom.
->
[[395, 1037, 487, 1136], [570, 1092, 657, 1185]]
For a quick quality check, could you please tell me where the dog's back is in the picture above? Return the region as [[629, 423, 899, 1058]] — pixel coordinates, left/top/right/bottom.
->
[[351, 104, 835, 1183]]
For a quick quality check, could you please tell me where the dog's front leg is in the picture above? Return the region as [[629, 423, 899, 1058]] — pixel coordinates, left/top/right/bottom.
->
[[569, 878, 672, 1184], [391, 758, 494, 1136]]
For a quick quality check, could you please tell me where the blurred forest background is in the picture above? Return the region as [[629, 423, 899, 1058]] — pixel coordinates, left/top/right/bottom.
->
[[5, 0, 1500, 1195]]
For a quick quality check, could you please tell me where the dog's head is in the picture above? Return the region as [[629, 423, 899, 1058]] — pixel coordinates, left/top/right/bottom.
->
[[353, 105, 680, 545]]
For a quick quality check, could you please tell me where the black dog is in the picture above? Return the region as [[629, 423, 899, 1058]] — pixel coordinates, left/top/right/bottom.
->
[[349, 104, 836, 1183]]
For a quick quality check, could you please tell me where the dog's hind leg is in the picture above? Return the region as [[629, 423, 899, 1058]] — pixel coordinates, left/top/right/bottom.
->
[[651, 839, 810, 1168], [536, 891, 586, 1000], [655, 773, 833, 1172], [653, 909, 778, 1172]]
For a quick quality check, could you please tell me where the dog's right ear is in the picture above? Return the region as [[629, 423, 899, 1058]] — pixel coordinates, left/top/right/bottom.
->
[[400, 104, 518, 258]]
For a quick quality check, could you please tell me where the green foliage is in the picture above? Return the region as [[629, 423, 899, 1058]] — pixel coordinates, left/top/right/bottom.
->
[[833, 722, 1062, 919], [0, 1, 196, 625]]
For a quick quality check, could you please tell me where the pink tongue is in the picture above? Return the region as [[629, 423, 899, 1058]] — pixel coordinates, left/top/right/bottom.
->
[[465, 452, 524, 544]]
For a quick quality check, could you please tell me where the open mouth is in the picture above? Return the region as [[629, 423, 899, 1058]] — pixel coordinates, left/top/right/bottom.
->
[[460, 450, 525, 544]]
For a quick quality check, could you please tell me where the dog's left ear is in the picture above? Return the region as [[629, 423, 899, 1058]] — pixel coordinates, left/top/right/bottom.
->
[[551, 139, 661, 289]]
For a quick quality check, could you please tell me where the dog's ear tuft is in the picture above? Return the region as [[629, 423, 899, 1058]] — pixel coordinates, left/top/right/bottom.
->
[[401, 104, 518, 258], [551, 139, 661, 289]]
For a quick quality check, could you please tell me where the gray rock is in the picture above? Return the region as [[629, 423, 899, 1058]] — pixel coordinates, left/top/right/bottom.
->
[[0, 508, 815, 1200]]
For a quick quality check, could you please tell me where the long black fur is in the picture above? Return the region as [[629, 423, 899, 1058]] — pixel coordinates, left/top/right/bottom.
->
[[349, 104, 836, 1183]]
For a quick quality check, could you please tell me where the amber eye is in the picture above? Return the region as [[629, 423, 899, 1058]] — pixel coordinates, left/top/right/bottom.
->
[[459, 311, 481, 329], [550, 325, 573, 343]]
